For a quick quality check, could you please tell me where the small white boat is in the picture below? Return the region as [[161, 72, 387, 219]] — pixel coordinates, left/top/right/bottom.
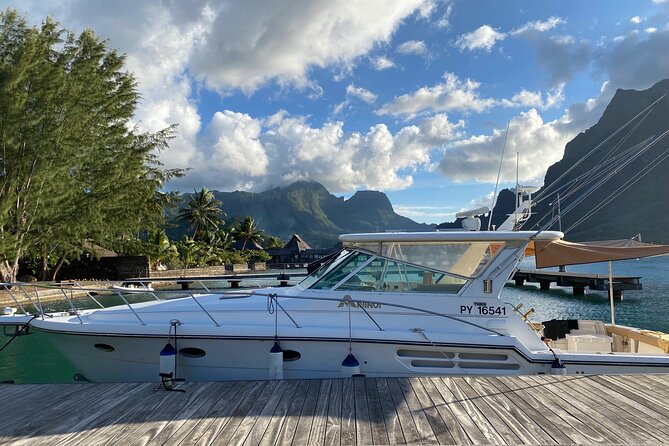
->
[[110, 283, 154, 292]]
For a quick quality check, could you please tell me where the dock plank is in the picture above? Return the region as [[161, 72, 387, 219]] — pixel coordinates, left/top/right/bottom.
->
[[375, 378, 405, 445], [386, 377, 422, 444], [515, 375, 614, 444], [455, 377, 523, 445], [490, 376, 585, 444], [174, 380, 255, 445], [559, 376, 667, 443], [146, 381, 238, 446], [186, 380, 267, 445], [419, 377, 471, 445], [324, 378, 342, 446], [241, 380, 290, 446], [2, 375, 669, 445], [465, 376, 548, 444], [397, 377, 438, 444], [273, 379, 309, 445], [365, 378, 389, 445], [308, 378, 332, 445], [440, 377, 504, 445], [339, 378, 357, 445], [291, 379, 322, 445], [258, 380, 300, 446], [408, 377, 454, 445]]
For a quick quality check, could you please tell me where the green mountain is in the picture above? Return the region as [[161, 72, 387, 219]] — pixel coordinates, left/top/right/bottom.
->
[[170, 181, 432, 247], [530, 79, 669, 243]]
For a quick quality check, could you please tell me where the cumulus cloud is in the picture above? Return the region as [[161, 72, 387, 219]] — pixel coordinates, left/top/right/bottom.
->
[[371, 55, 396, 70], [346, 84, 378, 104], [456, 17, 564, 52], [439, 109, 578, 183], [456, 25, 506, 52], [500, 85, 565, 110], [510, 16, 564, 35], [377, 73, 564, 118], [179, 111, 464, 192], [188, 0, 426, 93], [377, 72, 496, 117], [396, 40, 428, 55], [630, 16, 644, 24]]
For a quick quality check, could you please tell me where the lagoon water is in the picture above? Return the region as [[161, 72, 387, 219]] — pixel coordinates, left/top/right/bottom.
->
[[1, 256, 668, 383]]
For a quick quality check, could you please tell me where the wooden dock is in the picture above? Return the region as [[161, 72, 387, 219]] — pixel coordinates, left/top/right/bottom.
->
[[2, 374, 669, 445], [513, 269, 642, 298]]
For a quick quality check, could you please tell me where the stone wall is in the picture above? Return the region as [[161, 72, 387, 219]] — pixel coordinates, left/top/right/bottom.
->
[[150, 262, 267, 278]]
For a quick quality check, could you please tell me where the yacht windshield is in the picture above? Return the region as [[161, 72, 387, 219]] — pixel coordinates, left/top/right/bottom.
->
[[307, 250, 467, 294], [344, 241, 502, 277], [298, 250, 354, 289]]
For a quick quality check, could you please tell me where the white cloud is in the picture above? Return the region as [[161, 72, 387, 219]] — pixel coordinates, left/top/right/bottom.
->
[[188, 0, 427, 93], [377, 72, 496, 117], [653, 0, 669, 4], [435, 2, 454, 28], [630, 16, 644, 24], [371, 56, 396, 70], [646, 27, 658, 34], [457, 16, 564, 53], [378, 73, 564, 118], [500, 85, 565, 110], [396, 40, 428, 55], [178, 111, 464, 192], [511, 16, 564, 35], [456, 25, 506, 52], [205, 110, 269, 178], [346, 84, 378, 104], [393, 205, 458, 222], [439, 109, 578, 183]]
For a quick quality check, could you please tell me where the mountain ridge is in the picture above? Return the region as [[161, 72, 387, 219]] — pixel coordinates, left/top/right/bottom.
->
[[169, 181, 433, 247]]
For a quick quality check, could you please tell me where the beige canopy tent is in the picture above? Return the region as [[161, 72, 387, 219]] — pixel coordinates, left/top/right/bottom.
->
[[526, 238, 669, 326], [532, 239, 669, 268]]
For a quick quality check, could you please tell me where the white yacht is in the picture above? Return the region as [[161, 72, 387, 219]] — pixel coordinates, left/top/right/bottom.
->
[[3, 224, 669, 383]]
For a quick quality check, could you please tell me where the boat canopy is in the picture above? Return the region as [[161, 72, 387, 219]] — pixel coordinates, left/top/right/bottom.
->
[[533, 239, 669, 268]]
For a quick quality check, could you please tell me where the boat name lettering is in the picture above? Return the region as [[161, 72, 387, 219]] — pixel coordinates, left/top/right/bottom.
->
[[337, 298, 381, 309], [460, 305, 506, 316]]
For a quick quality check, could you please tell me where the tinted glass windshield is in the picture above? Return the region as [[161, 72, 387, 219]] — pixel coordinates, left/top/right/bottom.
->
[[344, 241, 502, 278], [306, 250, 467, 294]]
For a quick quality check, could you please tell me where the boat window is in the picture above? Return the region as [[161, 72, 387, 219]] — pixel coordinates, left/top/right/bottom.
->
[[309, 252, 373, 290], [336, 257, 466, 294], [298, 250, 355, 289], [345, 241, 503, 278]]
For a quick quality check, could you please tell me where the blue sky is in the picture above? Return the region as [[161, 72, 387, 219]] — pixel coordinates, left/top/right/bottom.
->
[[5, 0, 669, 223]]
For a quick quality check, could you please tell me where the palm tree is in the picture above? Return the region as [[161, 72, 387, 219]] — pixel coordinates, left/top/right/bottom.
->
[[233, 217, 264, 250], [177, 188, 225, 240]]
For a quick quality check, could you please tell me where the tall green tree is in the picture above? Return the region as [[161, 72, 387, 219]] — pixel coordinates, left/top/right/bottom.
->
[[0, 10, 182, 282], [233, 217, 264, 250], [177, 188, 225, 241]]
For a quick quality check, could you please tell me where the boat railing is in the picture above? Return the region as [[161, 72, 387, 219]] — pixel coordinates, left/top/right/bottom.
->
[[0, 281, 508, 337]]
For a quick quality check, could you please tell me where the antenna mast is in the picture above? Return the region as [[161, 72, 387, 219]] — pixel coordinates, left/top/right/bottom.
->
[[487, 121, 510, 231]]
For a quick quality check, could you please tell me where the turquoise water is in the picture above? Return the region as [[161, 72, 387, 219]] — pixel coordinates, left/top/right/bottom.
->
[[1, 257, 668, 383]]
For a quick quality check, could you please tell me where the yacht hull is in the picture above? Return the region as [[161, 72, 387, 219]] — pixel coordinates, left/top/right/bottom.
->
[[36, 328, 669, 383]]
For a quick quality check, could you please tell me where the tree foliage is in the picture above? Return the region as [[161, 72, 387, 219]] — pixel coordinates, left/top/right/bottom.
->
[[233, 217, 264, 250], [0, 10, 182, 282], [177, 188, 225, 241]]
